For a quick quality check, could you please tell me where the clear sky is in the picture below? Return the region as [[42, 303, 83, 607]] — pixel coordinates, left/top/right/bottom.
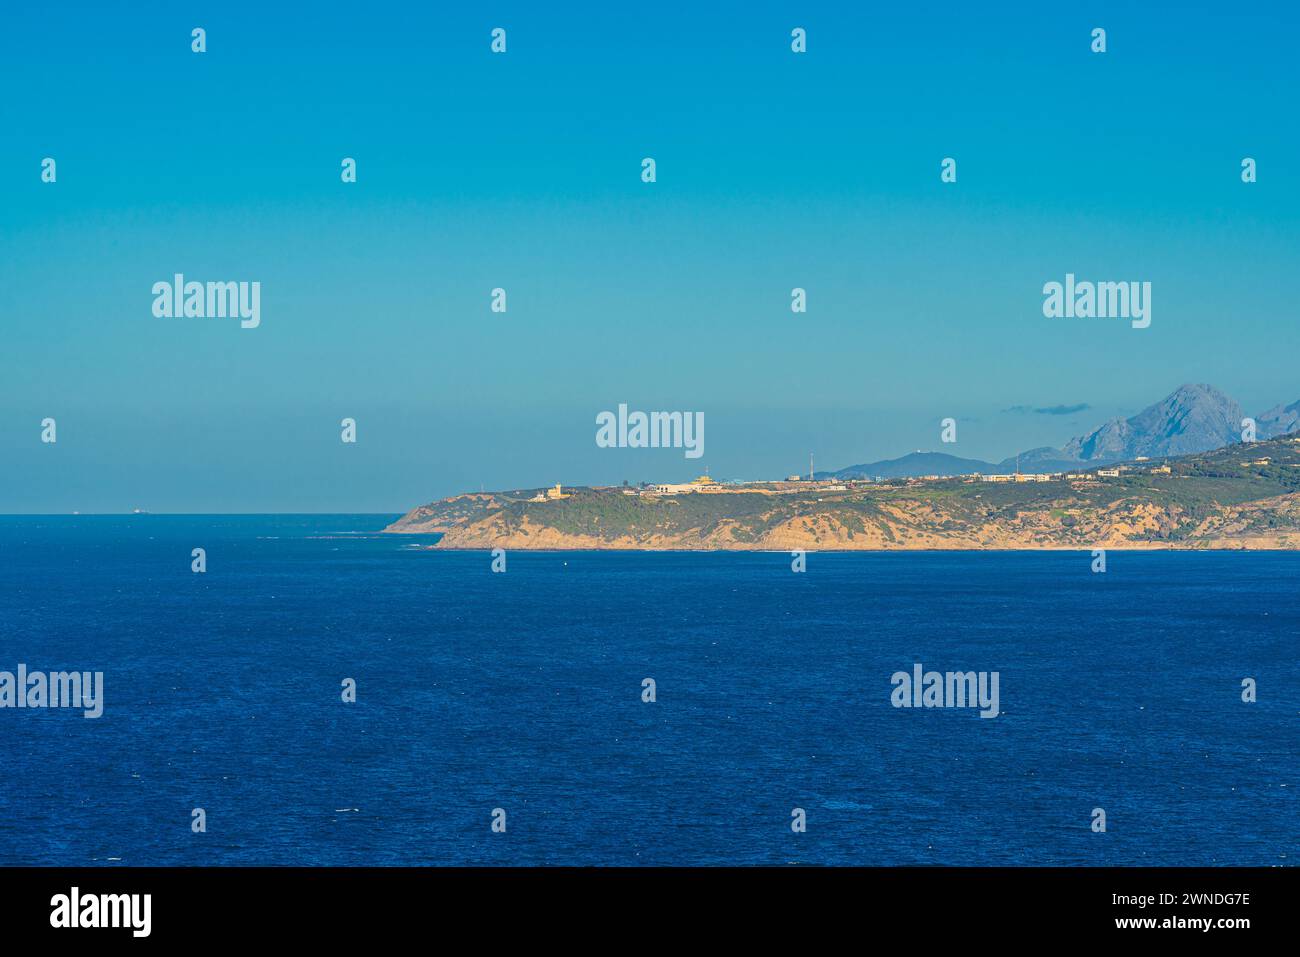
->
[[2, 1, 1297, 512]]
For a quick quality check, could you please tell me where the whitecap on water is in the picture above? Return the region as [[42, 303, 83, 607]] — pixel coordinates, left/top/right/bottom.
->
[[822, 800, 873, 811]]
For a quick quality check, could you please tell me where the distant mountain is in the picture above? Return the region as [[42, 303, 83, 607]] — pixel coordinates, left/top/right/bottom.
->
[[993, 447, 1083, 473], [1057, 383, 1245, 463], [824, 384, 1297, 480], [826, 451, 999, 480], [1258, 399, 1300, 439]]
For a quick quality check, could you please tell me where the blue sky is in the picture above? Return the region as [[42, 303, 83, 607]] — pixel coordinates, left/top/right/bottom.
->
[[2, 1, 1297, 512]]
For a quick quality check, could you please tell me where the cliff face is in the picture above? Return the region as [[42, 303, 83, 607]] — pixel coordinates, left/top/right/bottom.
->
[[384, 437, 1300, 551]]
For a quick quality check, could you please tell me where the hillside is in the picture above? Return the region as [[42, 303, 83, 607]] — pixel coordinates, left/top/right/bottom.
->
[[385, 435, 1300, 551], [825, 451, 1001, 480], [1059, 383, 1243, 462], [1259, 399, 1300, 439]]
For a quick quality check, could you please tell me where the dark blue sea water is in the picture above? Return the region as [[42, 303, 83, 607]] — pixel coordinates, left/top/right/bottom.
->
[[0, 515, 1295, 866]]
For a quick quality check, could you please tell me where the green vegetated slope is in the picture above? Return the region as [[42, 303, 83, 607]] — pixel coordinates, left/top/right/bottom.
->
[[386, 436, 1300, 549]]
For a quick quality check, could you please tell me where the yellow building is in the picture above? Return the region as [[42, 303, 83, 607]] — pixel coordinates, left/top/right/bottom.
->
[[530, 483, 570, 502]]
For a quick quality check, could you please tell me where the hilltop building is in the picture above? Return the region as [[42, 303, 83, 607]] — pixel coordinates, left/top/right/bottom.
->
[[980, 472, 1061, 483], [647, 475, 721, 495], [530, 483, 569, 502]]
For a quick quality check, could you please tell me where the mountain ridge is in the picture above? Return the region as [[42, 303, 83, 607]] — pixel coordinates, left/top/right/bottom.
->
[[827, 383, 1296, 480]]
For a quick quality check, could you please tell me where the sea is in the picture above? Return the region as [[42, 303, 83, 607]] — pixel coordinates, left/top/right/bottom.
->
[[0, 515, 1294, 866]]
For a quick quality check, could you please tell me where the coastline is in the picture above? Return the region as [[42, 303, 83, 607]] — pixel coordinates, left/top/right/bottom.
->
[[383, 435, 1300, 552], [387, 530, 1300, 552], [400, 543, 1300, 552]]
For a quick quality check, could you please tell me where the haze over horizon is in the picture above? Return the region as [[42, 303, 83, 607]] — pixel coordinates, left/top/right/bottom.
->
[[3, 2, 1297, 512]]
